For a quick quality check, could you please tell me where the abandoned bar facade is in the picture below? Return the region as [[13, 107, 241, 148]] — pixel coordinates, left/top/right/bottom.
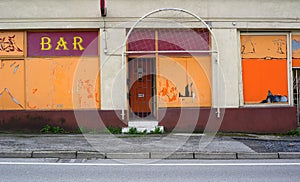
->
[[0, 0, 299, 133]]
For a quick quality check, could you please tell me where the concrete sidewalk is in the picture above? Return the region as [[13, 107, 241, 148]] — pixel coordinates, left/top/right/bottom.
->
[[0, 133, 299, 160]]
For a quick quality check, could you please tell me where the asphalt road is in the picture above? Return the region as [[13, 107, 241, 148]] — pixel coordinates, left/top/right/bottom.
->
[[0, 158, 300, 182]]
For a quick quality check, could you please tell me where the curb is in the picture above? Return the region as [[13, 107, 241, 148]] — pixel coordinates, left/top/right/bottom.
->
[[279, 152, 300, 159], [0, 151, 32, 158], [0, 151, 299, 160], [32, 151, 76, 159], [237, 153, 278, 159], [106, 153, 150, 159], [151, 152, 194, 159], [195, 152, 237, 159], [77, 151, 105, 159]]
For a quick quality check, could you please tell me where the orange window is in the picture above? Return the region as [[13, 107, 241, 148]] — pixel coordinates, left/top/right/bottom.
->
[[157, 56, 211, 107], [292, 35, 300, 68], [0, 32, 25, 110], [26, 57, 100, 110], [241, 34, 288, 104], [0, 60, 25, 110]]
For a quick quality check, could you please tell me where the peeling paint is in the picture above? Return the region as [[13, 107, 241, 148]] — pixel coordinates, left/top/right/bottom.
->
[[13, 64, 19, 73], [77, 79, 96, 107], [10, 62, 16, 67], [0, 88, 24, 108]]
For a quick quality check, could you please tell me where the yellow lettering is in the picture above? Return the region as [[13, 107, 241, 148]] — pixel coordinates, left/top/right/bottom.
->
[[55, 37, 69, 50], [73, 36, 85, 51], [40, 37, 52, 50]]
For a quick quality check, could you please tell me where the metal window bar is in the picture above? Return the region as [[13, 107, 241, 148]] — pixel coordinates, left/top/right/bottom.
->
[[293, 69, 300, 125], [129, 58, 156, 120]]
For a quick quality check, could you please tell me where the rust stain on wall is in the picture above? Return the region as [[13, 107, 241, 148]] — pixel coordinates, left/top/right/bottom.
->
[[32, 88, 38, 94]]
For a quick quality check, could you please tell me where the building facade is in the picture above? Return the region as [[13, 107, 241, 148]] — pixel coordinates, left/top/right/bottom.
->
[[0, 0, 299, 133]]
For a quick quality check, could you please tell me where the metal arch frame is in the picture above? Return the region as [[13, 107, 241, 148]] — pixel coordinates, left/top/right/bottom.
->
[[121, 8, 221, 120]]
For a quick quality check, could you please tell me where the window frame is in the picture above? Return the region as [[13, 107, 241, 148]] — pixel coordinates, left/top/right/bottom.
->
[[239, 32, 292, 107]]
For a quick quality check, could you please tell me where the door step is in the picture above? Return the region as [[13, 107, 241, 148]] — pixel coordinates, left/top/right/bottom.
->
[[122, 121, 164, 133]]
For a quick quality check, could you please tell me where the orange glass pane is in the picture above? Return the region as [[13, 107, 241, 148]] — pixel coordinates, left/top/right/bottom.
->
[[292, 59, 300, 68], [241, 35, 287, 59], [157, 56, 211, 107], [0, 60, 25, 109], [292, 35, 300, 59], [52, 58, 79, 109], [72, 57, 100, 109], [242, 59, 288, 103], [26, 58, 54, 109], [26, 57, 100, 110]]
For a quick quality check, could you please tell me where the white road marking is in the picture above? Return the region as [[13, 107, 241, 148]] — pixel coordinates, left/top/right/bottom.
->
[[173, 133, 205, 136], [0, 162, 300, 166]]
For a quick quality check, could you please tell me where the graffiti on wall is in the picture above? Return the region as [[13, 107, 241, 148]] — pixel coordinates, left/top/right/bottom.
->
[[0, 32, 24, 57], [0, 35, 23, 53], [241, 35, 287, 59], [158, 79, 179, 103]]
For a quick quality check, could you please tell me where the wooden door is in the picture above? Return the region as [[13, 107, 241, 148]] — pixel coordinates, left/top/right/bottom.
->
[[128, 58, 154, 118]]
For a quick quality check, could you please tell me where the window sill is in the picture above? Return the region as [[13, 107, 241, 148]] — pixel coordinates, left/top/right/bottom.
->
[[241, 102, 292, 108]]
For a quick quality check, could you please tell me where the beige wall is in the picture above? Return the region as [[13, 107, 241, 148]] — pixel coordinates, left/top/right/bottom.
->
[[0, 0, 299, 29]]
